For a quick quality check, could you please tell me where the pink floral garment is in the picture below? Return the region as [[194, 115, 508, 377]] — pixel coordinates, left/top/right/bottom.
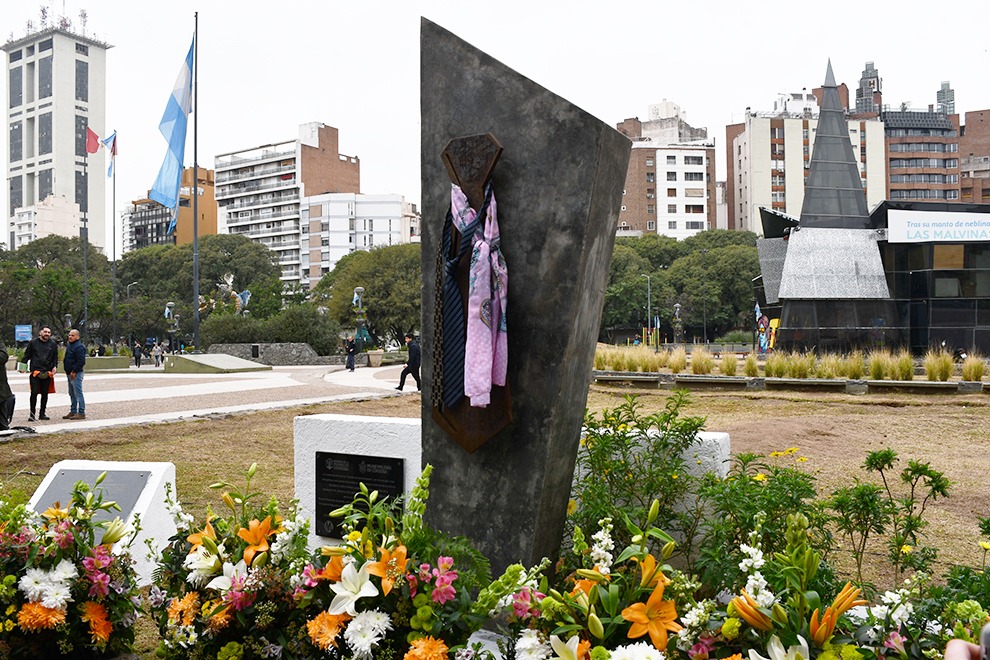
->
[[450, 184, 508, 407]]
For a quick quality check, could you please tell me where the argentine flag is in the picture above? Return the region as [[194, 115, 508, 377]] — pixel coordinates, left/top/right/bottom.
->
[[150, 36, 194, 230]]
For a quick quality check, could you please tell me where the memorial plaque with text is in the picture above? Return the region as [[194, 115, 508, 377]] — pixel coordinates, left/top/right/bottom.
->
[[314, 452, 404, 538], [33, 469, 149, 543]]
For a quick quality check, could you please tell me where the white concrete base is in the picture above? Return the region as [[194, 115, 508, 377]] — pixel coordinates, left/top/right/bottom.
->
[[29, 460, 177, 586], [685, 431, 731, 479], [294, 414, 422, 550]]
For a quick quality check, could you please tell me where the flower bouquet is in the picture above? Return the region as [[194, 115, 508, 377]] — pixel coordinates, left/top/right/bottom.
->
[[149, 463, 313, 658], [297, 464, 497, 658], [0, 473, 142, 658]]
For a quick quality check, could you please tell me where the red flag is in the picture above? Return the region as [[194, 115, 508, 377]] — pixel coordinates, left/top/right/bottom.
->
[[85, 127, 101, 154]]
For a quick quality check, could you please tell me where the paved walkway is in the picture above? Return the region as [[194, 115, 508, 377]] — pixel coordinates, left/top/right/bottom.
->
[[1, 364, 419, 437]]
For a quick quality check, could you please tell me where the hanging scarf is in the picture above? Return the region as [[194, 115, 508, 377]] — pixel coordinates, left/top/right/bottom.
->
[[452, 185, 508, 407]]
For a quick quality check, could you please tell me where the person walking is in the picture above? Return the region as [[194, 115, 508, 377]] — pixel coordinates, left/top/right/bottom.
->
[[24, 326, 58, 421], [63, 328, 86, 420], [0, 342, 14, 430], [152, 342, 163, 368], [133, 340, 143, 368], [344, 336, 356, 372], [395, 332, 421, 391]]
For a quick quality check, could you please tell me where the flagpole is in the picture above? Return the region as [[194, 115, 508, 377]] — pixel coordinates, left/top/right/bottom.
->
[[111, 130, 118, 354], [192, 11, 200, 352], [83, 155, 89, 343]]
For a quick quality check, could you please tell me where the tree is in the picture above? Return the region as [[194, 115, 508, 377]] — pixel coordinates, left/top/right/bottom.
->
[[312, 244, 421, 346], [616, 234, 686, 271]]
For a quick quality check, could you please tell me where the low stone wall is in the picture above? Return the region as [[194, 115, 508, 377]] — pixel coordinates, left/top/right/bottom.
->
[[86, 356, 131, 370], [208, 343, 355, 366]]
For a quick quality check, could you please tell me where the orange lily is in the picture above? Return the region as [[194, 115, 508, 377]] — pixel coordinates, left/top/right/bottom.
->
[[237, 516, 274, 566], [365, 545, 408, 595], [809, 607, 838, 646], [634, 554, 670, 589], [186, 519, 217, 554], [831, 582, 867, 616], [577, 639, 592, 659], [41, 501, 69, 521], [621, 580, 683, 651], [321, 555, 345, 582], [729, 590, 774, 632]]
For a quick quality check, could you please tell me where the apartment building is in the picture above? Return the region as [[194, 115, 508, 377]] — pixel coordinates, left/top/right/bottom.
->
[[3, 17, 109, 250], [123, 168, 216, 252], [214, 122, 359, 284], [301, 193, 420, 288], [616, 104, 715, 239], [727, 91, 886, 233], [880, 109, 960, 202], [11, 194, 80, 247]]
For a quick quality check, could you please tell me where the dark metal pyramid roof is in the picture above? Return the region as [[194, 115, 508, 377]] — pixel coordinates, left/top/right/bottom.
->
[[800, 61, 871, 229]]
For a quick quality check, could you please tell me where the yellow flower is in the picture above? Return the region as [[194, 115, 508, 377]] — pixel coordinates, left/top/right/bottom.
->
[[979, 541, 990, 551], [797, 456, 809, 463], [237, 516, 275, 566], [621, 580, 683, 651], [186, 518, 217, 554], [5, 619, 16, 632], [567, 499, 578, 516], [167, 592, 200, 626], [365, 545, 408, 596], [770, 451, 783, 458], [5, 604, 14, 616], [900, 545, 912, 554], [671, 473, 678, 480], [785, 447, 799, 455], [41, 501, 69, 521], [752, 473, 768, 482], [729, 590, 774, 632]]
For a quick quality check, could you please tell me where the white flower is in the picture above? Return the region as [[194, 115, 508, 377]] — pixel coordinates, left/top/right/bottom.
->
[[344, 608, 393, 657], [18, 567, 49, 601], [749, 635, 809, 660], [183, 544, 223, 587], [52, 558, 79, 582], [41, 582, 73, 610], [549, 634, 581, 660], [739, 543, 765, 572], [612, 641, 667, 660], [206, 560, 249, 593], [329, 562, 378, 616], [590, 519, 615, 573], [515, 629, 551, 660]]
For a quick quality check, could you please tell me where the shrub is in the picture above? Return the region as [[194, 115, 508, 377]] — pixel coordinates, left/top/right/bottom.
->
[[744, 351, 760, 377], [656, 348, 670, 368], [923, 349, 953, 381], [765, 352, 787, 377], [720, 352, 738, 376], [787, 351, 816, 378], [894, 349, 915, 381], [715, 330, 751, 344], [593, 346, 608, 370], [691, 347, 715, 374], [961, 354, 986, 382], [844, 351, 865, 379], [669, 346, 687, 374], [867, 349, 893, 380]]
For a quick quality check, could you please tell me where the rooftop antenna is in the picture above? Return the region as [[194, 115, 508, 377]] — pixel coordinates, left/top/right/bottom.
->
[[40, 6, 49, 28], [79, 8, 87, 35]]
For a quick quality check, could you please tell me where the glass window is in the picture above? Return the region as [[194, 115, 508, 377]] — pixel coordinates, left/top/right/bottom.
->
[[38, 113, 52, 155], [75, 115, 89, 157], [684, 172, 704, 181], [9, 122, 22, 162], [9, 67, 22, 108], [76, 59, 89, 102], [76, 43, 89, 55], [667, 155, 676, 164], [667, 204, 676, 213], [38, 169, 52, 201], [645, 158, 654, 166], [9, 176, 22, 216], [39, 56, 52, 98], [646, 173, 655, 183], [667, 188, 676, 197], [76, 170, 88, 213], [666, 172, 677, 181], [39, 39, 52, 51], [668, 220, 677, 230], [9, 50, 22, 62], [684, 156, 704, 165], [647, 220, 655, 231], [647, 205, 655, 214]]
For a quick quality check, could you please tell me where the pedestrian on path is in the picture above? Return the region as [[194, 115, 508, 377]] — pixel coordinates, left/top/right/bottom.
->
[[152, 343, 163, 367], [396, 332, 421, 391], [0, 342, 14, 430], [345, 336, 356, 371], [63, 328, 86, 420], [24, 326, 58, 421], [133, 340, 143, 368]]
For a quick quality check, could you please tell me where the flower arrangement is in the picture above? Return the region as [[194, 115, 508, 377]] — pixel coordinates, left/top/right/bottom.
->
[[149, 463, 313, 658], [0, 472, 142, 658]]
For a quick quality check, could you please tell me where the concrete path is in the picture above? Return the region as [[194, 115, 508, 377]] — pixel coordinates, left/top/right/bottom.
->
[[1, 363, 420, 436]]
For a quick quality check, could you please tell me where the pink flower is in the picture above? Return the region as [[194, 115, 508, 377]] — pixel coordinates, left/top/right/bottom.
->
[[512, 587, 544, 618], [407, 574, 419, 598], [883, 632, 907, 655], [225, 573, 257, 611], [88, 571, 111, 598], [432, 581, 457, 604], [418, 563, 433, 583], [302, 564, 322, 588]]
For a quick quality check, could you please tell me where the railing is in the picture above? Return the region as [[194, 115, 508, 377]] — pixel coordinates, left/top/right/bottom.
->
[[229, 223, 300, 238], [215, 178, 296, 198], [223, 193, 298, 211], [226, 208, 300, 225], [215, 163, 296, 184], [215, 149, 295, 170]]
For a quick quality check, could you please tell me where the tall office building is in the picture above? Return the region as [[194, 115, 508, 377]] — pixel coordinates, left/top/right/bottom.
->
[[122, 168, 216, 252], [3, 14, 109, 250], [214, 122, 360, 285], [936, 81, 955, 115], [880, 109, 960, 202], [855, 61, 882, 115]]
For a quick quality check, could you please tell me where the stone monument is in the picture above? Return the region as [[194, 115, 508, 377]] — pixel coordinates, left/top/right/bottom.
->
[[420, 19, 630, 574]]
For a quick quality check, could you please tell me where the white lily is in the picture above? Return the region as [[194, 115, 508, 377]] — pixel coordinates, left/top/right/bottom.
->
[[749, 635, 810, 660], [549, 634, 581, 660], [183, 544, 223, 587], [328, 562, 379, 615], [206, 560, 248, 593]]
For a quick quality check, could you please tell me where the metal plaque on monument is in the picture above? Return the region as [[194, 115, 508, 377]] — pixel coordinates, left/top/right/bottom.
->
[[420, 18, 630, 574]]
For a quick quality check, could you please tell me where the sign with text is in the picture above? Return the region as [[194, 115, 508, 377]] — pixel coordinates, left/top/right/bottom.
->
[[887, 209, 990, 243], [14, 325, 32, 342], [314, 452, 404, 538]]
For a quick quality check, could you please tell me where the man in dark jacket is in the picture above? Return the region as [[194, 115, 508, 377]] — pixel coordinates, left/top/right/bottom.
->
[[0, 343, 13, 430], [396, 332, 421, 391], [63, 328, 87, 420], [344, 336, 356, 371], [23, 325, 58, 421]]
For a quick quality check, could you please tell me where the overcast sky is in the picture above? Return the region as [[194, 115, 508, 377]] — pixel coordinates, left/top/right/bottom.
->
[[4, 0, 990, 250]]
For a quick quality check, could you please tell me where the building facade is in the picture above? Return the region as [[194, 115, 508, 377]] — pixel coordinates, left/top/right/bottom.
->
[[123, 168, 216, 252], [3, 21, 109, 250], [728, 110, 886, 233], [11, 194, 80, 247], [301, 193, 420, 288], [214, 122, 360, 284], [880, 109, 960, 202]]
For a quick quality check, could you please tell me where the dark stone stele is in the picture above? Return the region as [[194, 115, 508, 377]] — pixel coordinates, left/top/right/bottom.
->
[[33, 469, 149, 542], [420, 18, 631, 574], [315, 452, 404, 538]]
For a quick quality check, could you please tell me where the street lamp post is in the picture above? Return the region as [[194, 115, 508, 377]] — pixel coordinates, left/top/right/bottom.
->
[[641, 274, 651, 348], [700, 249, 709, 345], [126, 281, 139, 298]]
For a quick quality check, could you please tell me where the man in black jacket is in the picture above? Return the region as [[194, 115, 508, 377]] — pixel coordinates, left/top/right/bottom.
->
[[396, 332, 421, 391], [23, 326, 58, 421], [0, 343, 13, 430], [63, 328, 87, 420]]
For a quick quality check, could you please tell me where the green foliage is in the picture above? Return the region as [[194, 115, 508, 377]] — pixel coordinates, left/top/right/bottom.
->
[[716, 330, 752, 344], [764, 352, 787, 377], [829, 482, 892, 584], [893, 350, 915, 381], [571, 393, 705, 554], [844, 351, 865, 380], [201, 304, 343, 355], [744, 351, 760, 377], [311, 243, 420, 346], [720, 352, 738, 376]]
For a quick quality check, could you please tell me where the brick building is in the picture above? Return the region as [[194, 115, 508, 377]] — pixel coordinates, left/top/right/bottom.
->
[[880, 109, 960, 202]]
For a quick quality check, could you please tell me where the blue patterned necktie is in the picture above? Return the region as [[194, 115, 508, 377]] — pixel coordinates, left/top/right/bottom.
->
[[436, 184, 493, 409]]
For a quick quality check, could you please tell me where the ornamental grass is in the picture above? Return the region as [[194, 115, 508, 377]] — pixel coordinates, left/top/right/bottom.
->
[[844, 351, 865, 380], [668, 347, 688, 374], [690, 348, 715, 375], [815, 353, 844, 379], [764, 352, 787, 378], [720, 352, 738, 377], [961, 354, 985, 382], [923, 349, 954, 381], [744, 351, 760, 377], [786, 351, 816, 379], [867, 349, 893, 380], [893, 350, 916, 381]]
